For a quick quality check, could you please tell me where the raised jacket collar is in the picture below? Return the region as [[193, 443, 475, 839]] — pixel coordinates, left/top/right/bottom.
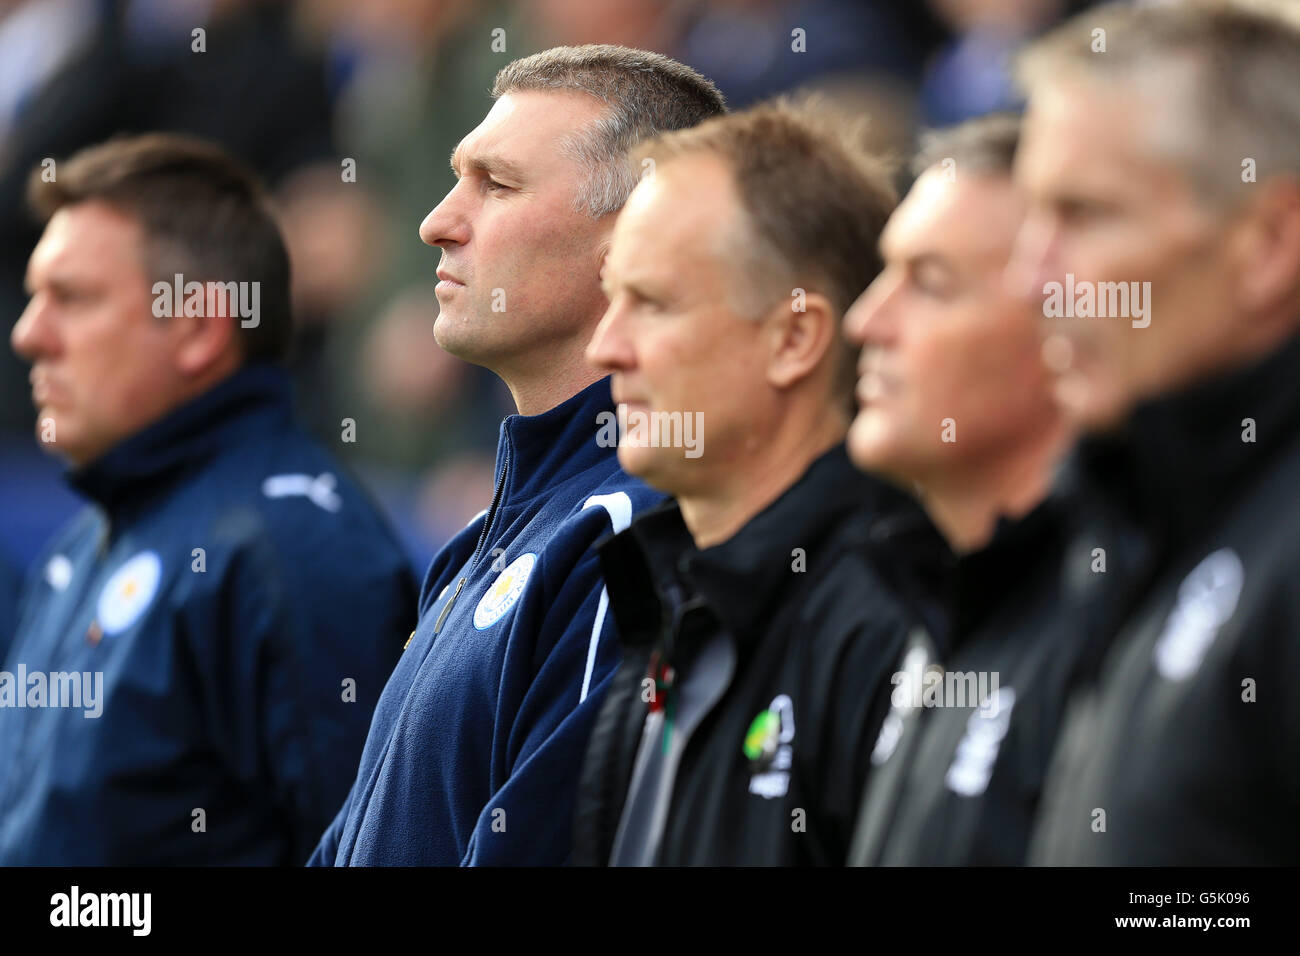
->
[[1068, 332, 1300, 554], [66, 363, 293, 519], [601, 444, 934, 652], [493, 376, 619, 505]]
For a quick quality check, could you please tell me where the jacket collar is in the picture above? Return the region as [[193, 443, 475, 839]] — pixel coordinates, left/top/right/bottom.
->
[[597, 500, 695, 650], [494, 376, 618, 504], [1069, 332, 1300, 552], [66, 363, 293, 518], [604, 443, 925, 650], [950, 498, 1063, 645]]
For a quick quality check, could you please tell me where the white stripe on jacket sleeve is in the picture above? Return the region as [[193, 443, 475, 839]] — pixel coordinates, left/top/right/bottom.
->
[[578, 492, 634, 702]]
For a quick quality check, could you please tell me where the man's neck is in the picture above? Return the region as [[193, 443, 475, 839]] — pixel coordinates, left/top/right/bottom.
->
[[502, 341, 606, 417], [918, 421, 1071, 554], [678, 409, 846, 550]]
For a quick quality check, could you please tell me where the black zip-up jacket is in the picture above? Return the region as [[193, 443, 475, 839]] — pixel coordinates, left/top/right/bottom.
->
[[849, 497, 1089, 865], [1029, 333, 1300, 864], [571, 444, 948, 866]]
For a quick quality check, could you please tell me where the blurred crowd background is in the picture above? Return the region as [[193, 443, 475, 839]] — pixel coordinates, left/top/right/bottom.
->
[[0, 0, 1102, 576]]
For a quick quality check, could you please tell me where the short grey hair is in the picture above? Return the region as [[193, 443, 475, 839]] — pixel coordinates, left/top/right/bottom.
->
[[492, 44, 727, 218], [912, 112, 1021, 180], [1016, 0, 1300, 208]]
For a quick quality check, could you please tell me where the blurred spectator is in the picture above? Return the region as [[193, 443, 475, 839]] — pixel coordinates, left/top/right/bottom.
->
[[357, 286, 501, 459], [523, 0, 688, 50], [413, 451, 498, 559], [918, 0, 1100, 126], [677, 0, 944, 108]]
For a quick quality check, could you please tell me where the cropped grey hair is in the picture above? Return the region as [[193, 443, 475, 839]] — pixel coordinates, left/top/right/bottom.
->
[[1016, 0, 1300, 208], [492, 44, 726, 218]]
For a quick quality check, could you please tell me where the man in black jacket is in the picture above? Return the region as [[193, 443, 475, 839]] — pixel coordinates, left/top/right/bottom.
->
[[572, 102, 944, 865], [1007, 0, 1300, 864], [843, 115, 1077, 865]]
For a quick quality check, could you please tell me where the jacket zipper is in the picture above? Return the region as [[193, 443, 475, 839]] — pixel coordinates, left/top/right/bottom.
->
[[432, 443, 512, 637], [431, 578, 465, 636]]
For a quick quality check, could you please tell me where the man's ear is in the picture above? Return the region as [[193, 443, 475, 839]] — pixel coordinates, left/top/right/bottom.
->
[[173, 296, 238, 378], [596, 232, 614, 285], [1231, 177, 1300, 321], [765, 288, 837, 390]]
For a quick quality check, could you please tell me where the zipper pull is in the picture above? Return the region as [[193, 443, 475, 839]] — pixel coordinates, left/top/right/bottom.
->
[[661, 691, 676, 756], [645, 650, 678, 755], [646, 650, 676, 713], [433, 577, 467, 636]]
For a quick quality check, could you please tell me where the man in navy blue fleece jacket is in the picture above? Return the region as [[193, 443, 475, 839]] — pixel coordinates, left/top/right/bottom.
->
[[310, 46, 726, 865], [0, 135, 416, 865]]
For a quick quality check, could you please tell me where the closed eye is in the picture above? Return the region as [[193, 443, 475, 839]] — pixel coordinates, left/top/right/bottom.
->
[[46, 282, 91, 305], [908, 260, 955, 300], [1057, 197, 1113, 224], [630, 289, 663, 312]]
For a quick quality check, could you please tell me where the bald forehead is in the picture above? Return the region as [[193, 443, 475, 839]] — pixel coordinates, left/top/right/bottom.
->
[[27, 202, 146, 288], [450, 89, 608, 178], [618, 153, 739, 260], [884, 168, 1022, 265], [1018, 75, 1200, 206]]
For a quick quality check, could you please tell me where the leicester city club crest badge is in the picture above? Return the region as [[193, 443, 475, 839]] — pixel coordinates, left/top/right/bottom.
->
[[473, 552, 537, 630], [95, 551, 163, 637]]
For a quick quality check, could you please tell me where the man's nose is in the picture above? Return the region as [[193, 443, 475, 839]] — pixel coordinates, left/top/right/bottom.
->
[[585, 300, 635, 372], [419, 182, 471, 248], [1005, 213, 1059, 307], [844, 273, 900, 347], [11, 296, 57, 361]]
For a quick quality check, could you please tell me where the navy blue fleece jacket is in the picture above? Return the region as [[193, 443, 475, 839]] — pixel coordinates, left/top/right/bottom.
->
[[0, 365, 416, 865], [309, 377, 664, 865]]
